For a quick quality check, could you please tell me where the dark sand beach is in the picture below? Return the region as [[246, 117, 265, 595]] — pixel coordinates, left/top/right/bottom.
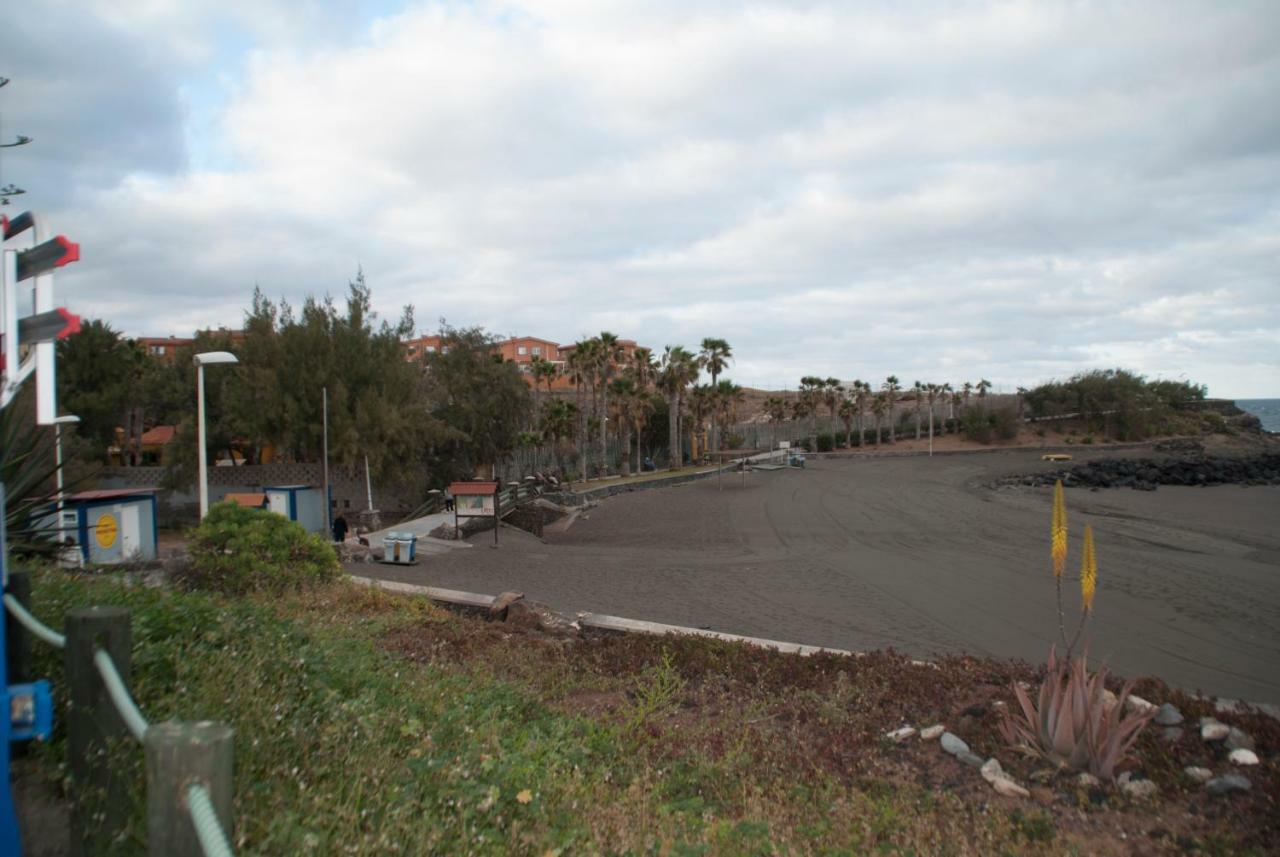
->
[[364, 446, 1280, 703]]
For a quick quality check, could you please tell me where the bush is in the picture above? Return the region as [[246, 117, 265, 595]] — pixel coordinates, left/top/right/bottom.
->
[[184, 502, 340, 594], [961, 405, 992, 444], [816, 433, 835, 452], [992, 407, 1019, 441], [1081, 436, 1094, 445]]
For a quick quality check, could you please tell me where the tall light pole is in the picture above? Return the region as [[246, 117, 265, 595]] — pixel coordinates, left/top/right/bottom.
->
[[52, 414, 79, 542], [194, 351, 238, 519]]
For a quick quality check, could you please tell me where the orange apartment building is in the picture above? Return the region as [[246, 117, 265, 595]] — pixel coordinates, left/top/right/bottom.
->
[[402, 334, 647, 392], [136, 328, 247, 362]]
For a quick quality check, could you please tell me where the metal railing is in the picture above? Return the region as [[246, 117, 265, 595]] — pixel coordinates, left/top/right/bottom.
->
[[4, 574, 236, 856]]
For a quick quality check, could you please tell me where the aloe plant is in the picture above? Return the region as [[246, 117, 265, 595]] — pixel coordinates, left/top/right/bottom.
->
[[999, 646, 1153, 779]]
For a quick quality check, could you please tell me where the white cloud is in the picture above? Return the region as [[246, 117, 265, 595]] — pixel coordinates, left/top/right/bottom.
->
[[6, 0, 1280, 397]]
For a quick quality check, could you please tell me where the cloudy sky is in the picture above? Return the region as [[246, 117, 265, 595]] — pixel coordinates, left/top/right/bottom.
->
[[3, 0, 1278, 396]]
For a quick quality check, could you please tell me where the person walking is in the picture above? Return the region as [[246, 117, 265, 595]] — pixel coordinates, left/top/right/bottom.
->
[[443, 489, 455, 512], [332, 513, 349, 544]]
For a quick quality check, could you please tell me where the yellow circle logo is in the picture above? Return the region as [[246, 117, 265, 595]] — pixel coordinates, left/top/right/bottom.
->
[[95, 513, 118, 549]]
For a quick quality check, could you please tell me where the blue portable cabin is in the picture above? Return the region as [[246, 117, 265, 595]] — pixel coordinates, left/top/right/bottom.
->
[[264, 485, 327, 534], [62, 488, 159, 564]]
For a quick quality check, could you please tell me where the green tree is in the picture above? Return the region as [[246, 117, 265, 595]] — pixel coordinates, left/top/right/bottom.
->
[[698, 338, 732, 454], [659, 346, 699, 470]]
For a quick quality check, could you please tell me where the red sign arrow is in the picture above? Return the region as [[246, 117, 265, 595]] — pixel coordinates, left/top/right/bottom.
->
[[17, 307, 81, 344], [15, 235, 79, 281]]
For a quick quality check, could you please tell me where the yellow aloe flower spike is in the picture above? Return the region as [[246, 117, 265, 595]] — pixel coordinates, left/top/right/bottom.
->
[[1081, 525, 1097, 612], [1051, 479, 1068, 579]]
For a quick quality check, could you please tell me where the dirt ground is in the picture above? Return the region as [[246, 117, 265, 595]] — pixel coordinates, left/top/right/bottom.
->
[[361, 444, 1280, 705]]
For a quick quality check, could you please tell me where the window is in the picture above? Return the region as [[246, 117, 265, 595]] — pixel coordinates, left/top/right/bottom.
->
[[407, 345, 417, 354], [442, 346, 450, 354], [532, 346, 541, 355], [150, 345, 166, 356], [425, 346, 436, 353], [517, 346, 528, 355]]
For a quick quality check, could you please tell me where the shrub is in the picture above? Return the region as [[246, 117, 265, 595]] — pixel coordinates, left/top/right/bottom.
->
[[992, 407, 1019, 441], [816, 433, 835, 452], [184, 501, 340, 595], [960, 405, 992, 443]]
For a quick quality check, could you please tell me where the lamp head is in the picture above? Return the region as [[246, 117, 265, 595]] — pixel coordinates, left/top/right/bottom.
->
[[194, 351, 238, 366]]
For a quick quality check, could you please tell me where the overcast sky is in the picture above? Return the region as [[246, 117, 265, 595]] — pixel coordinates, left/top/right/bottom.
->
[[3, 0, 1278, 396]]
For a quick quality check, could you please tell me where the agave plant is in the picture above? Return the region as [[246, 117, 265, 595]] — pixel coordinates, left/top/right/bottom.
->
[[999, 645, 1154, 779]]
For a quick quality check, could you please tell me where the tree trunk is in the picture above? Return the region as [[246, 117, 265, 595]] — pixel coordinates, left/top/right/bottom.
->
[[578, 383, 589, 481], [888, 401, 896, 443], [599, 385, 610, 476], [915, 407, 921, 440], [620, 421, 632, 477], [668, 393, 680, 471], [875, 414, 882, 445]]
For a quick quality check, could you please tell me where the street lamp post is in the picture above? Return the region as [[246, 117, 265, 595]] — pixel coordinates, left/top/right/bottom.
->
[[52, 415, 80, 542], [194, 351, 238, 519]]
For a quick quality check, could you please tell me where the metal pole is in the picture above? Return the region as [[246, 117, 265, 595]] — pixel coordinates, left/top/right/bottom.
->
[[197, 364, 209, 519], [55, 423, 65, 536], [322, 387, 330, 535], [364, 454, 373, 511]]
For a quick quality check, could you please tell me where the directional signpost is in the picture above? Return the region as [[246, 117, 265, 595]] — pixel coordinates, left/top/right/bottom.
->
[[1, 210, 80, 854]]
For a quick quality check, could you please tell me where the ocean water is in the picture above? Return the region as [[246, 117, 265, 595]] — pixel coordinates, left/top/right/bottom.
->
[[1236, 399, 1280, 433]]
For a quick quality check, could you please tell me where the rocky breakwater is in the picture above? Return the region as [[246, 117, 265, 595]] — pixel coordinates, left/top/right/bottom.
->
[[997, 452, 1280, 492]]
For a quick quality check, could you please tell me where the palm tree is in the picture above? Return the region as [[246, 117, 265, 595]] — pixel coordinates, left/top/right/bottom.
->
[[699, 338, 733, 455], [838, 395, 856, 448], [883, 375, 901, 442], [688, 383, 714, 461], [823, 378, 843, 444], [764, 395, 787, 450], [850, 380, 868, 446], [977, 378, 992, 400], [962, 381, 973, 410], [714, 380, 745, 451], [566, 339, 596, 480], [628, 384, 656, 474], [938, 382, 953, 434], [540, 398, 577, 475], [912, 381, 925, 440], [595, 332, 624, 476], [659, 345, 698, 470], [871, 392, 888, 445], [609, 376, 637, 476], [799, 376, 824, 449], [926, 386, 947, 455]]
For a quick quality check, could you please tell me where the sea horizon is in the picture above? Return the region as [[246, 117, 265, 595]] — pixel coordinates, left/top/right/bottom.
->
[[1235, 398, 1280, 433]]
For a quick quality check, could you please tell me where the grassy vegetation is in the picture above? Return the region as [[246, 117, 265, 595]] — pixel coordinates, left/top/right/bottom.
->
[[23, 570, 1278, 855]]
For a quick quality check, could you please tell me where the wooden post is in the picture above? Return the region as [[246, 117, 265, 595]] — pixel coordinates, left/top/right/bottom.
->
[[5, 569, 32, 760], [65, 606, 133, 857], [5, 568, 32, 684], [145, 721, 234, 857]]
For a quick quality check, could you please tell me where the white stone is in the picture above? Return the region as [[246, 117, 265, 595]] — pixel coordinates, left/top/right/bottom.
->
[[1121, 778, 1158, 799], [1201, 722, 1230, 741], [1101, 689, 1118, 710], [1228, 748, 1260, 766], [885, 726, 917, 743], [920, 724, 946, 740], [980, 758, 1005, 783], [991, 776, 1030, 798], [1077, 772, 1101, 788], [940, 732, 970, 756], [1184, 766, 1213, 783], [1126, 694, 1155, 713]]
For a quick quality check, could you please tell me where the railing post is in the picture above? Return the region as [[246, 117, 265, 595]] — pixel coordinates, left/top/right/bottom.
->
[[65, 606, 133, 856], [145, 721, 234, 857], [5, 569, 33, 761], [5, 568, 32, 684]]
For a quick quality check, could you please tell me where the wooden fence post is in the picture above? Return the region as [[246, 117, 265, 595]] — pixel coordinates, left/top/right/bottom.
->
[[5, 568, 33, 761], [5, 568, 32, 686], [145, 721, 234, 857], [65, 606, 133, 856]]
